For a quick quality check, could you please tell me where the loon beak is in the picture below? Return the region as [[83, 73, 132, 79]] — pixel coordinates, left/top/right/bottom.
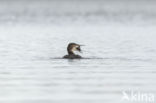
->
[[79, 44, 85, 46]]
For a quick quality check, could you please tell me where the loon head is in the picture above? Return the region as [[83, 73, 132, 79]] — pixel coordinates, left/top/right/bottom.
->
[[67, 43, 82, 55]]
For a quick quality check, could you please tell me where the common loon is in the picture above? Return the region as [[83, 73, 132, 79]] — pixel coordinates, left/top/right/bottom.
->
[[63, 43, 82, 59]]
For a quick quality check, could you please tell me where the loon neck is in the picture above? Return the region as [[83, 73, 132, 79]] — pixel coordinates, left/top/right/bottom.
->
[[68, 51, 75, 55]]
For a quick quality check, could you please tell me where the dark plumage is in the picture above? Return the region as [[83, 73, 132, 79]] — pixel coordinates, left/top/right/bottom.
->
[[63, 43, 82, 59]]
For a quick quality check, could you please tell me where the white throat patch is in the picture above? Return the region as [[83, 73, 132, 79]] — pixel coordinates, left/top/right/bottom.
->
[[71, 45, 79, 53]]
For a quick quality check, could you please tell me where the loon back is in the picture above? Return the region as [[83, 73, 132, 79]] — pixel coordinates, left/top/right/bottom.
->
[[63, 54, 81, 59]]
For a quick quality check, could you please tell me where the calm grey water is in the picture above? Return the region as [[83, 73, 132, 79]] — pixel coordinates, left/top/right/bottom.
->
[[0, 0, 156, 103]]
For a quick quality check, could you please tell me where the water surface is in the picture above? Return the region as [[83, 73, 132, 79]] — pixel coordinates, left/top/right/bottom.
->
[[0, 0, 156, 103]]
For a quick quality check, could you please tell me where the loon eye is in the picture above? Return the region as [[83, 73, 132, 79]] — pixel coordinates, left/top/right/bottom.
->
[[77, 46, 81, 52]]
